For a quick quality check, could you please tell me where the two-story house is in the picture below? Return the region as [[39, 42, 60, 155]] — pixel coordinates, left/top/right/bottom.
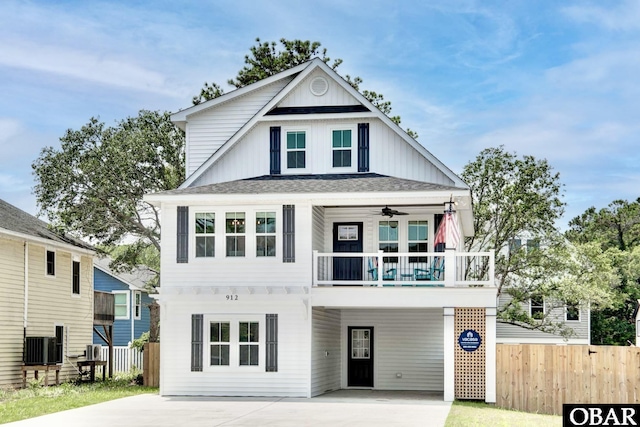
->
[[0, 199, 95, 387], [145, 58, 498, 402], [93, 257, 153, 347]]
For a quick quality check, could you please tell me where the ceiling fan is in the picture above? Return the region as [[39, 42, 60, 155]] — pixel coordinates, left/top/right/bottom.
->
[[380, 206, 409, 218]]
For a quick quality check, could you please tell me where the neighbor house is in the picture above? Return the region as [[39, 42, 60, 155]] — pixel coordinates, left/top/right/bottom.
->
[[93, 257, 154, 347], [496, 237, 590, 345], [145, 58, 498, 402], [0, 199, 95, 388]]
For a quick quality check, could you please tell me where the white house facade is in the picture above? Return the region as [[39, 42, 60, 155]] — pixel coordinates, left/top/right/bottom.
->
[[146, 59, 498, 402]]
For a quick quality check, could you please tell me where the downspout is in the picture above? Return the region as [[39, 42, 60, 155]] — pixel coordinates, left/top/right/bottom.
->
[[23, 241, 28, 330], [131, 290, 134, 345]]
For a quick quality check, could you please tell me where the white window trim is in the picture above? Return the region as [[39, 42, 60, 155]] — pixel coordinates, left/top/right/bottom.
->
[[529, 297, 545, 318], [204, 314, 264, 372], [255, 211, 277, 257], [408, 219, 429, 263], [45, 248, 56, 278], [193, 211, 216, 259], [113, 290, 130, 320], [133, 291, 142, 320], [282, 127, 310, 174], [329, 125, 357, 172], [565, 304, 581, 322], [225, 212, 246, 258]]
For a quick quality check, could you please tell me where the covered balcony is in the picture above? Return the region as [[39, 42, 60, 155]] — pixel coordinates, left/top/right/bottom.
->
[[313, 250, 495, 288]]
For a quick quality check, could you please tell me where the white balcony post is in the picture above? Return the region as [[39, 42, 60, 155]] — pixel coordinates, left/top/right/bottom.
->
[[444, 248, 456, 287], [443, 307, 455, 401], [485, 307, 497, 403], [377, 251, 383, 287]]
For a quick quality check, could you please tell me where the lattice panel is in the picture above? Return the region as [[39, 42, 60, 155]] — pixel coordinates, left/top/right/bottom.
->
[[454, 308, 486, 400]]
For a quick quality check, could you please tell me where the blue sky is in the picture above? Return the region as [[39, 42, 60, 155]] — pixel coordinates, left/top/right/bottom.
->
[[1, 0, 638, 228]]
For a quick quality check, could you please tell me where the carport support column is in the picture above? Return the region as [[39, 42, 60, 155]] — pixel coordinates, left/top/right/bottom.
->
[[485, 307, 497, 403], [443, 307, 455, 402]]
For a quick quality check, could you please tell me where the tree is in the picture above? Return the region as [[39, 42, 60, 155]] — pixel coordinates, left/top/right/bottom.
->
[[32, 110, 184, 273], [462, 146, 615, 336], [566, 199, 640, 344], [192, 38, 418, 139]]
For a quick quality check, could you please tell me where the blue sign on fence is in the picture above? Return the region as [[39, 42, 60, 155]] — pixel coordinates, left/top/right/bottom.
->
[[458, 329, 482, 352]]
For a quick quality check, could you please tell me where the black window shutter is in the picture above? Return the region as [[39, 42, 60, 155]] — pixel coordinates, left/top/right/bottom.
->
[[191, 314, 203, 372], [270, 126, 281, 175], [283, 205, 295, 263], [358, 123, 370, 172], [266, 314, 278, 372], [177, 206, 189, 263]]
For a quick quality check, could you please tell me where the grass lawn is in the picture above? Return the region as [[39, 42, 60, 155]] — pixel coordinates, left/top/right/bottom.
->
[[0, 375, 157, 425], [446, 401, 562, 427]]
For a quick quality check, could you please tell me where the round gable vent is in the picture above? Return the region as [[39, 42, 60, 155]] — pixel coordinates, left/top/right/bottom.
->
[[310, 76, 329, 96]]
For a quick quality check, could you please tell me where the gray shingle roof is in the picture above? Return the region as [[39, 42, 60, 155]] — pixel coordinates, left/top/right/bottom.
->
[[0, 199, 94, 251], [94, 257, 155, 291], [156, 173, 465, 196]]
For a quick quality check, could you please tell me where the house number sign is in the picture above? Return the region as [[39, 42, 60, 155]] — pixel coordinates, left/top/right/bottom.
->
[[458, 329, 482, 352]]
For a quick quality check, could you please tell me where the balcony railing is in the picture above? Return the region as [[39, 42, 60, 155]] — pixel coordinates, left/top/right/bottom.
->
[[312, 250, 495, 287]]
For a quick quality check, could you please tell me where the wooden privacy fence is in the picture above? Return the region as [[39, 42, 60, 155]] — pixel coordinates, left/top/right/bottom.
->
[[496, 344, 640, 415], [143, 342, 160, 387], [100, 346, 144, 373]]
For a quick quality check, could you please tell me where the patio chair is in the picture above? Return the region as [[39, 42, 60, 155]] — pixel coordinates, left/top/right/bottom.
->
[[414, 257, 444, 281], [368, 258, 396, 282]]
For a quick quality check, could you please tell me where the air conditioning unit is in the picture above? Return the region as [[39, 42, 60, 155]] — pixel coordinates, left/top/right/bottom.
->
[[86, 344, 102, 361], [24, 337, 57, 365]]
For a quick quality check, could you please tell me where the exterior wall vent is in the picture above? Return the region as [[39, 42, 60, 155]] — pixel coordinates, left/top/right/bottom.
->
[[310, 76, 329, 96]]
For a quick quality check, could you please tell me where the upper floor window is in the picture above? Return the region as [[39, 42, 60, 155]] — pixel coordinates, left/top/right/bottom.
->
[[408, 221, 428, 263], [332, 130, 352, 168], [72, 260, 80, 294], [256, 212, 276, 257], [114, 291, 129, 320], [226, 212, 246, 257], [195, 212, 215, 258], [378, 221, 398, 263], [530, 296, 544, 319], [566, 303, 580, 321], [46, 250, 55, 276], [286, 131, 306, 169], [134, 291, 142, 320]]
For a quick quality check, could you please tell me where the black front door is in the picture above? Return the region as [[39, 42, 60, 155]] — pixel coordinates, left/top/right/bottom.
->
[[348, 326, 374, 387], [333, 222, 363, 281]]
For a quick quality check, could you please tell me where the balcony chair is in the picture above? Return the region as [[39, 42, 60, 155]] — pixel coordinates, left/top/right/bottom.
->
[[414, 257, 445, 285], [367, 258, 396, 283]]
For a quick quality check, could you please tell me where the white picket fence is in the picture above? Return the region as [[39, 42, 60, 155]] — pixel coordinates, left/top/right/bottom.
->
[[100, 346, 144, 373]]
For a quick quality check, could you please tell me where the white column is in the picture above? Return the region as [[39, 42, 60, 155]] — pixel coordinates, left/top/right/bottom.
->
[[485, 307, 497, 403], [444, 307, 455, 401]]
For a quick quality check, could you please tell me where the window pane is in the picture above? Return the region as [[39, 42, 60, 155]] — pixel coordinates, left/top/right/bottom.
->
[[249, 345, 259, 365], [266, 236, 276, 256], [196, 236, 214, 257], [239, 322, 248, 342], [332, 130, 341, 147], [226, 236, 245, 257], [114, 293, 126, 304], [210, 322, 220, 341], [287, 132, 296, 149], [115, 305, 127, 317], [250, 322, 259, 342], [240, 345, 249, 365]]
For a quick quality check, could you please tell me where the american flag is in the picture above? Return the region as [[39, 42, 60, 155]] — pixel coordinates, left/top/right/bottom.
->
[[434, 210, 460, 251]]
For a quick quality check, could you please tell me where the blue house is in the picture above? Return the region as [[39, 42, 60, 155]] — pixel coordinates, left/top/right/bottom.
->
[[93, 258, 154, 346]]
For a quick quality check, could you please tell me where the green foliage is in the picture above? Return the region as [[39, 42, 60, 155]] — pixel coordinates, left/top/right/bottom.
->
[[32, 110, 184, 272], [131, 331, 150, 352], [567, 200, 640, 344], [462, 146, 615, 336]]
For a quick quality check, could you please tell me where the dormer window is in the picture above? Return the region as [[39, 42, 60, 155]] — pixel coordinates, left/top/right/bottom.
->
[[286, 131, 306, 169]]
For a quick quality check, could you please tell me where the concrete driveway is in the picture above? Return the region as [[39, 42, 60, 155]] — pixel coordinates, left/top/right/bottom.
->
[[4, 390, 451, 427]]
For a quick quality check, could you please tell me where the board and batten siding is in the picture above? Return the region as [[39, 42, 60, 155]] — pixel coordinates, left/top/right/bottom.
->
[[0, 237, 26, 387], [341, 309, 444, 391], [496, 293, 589, 343], [160, 203, 313, 288], [160, 297, 310, 397], [278, 69, 359, 108], [191, 119, 455, 188], [311, 206, 325, 253], [311, 308, 341, 396], [186, 78, 294, 177]]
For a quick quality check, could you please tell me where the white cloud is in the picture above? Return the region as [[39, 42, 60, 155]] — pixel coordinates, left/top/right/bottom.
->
[[563, 0, 640, 31]]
